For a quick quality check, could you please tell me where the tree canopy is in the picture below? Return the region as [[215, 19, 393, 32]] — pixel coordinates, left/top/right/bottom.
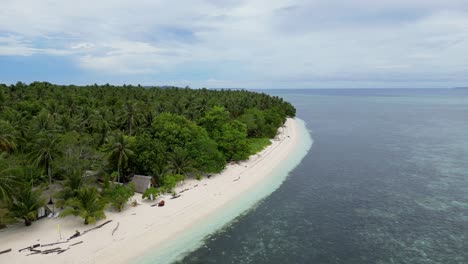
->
[[0, 82, 295, 226]]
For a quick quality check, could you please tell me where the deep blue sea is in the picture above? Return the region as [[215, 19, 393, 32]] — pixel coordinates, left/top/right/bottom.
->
[[177, 89, 468, 264]]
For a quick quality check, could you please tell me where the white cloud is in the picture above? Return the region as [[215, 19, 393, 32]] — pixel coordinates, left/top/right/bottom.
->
[[0, 0, 467, 87]]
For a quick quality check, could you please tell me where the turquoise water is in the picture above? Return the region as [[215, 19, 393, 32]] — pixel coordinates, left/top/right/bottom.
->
[[138, 119, 312, 264], [177, 89, 468, 264]]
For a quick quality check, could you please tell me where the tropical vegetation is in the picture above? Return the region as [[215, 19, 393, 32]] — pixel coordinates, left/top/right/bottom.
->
[[0, 82, 295, 226]]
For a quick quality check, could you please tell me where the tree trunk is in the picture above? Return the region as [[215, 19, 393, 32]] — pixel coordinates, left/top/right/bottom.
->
[[117, 165, 121, 183], [47, 160, 52, 186]]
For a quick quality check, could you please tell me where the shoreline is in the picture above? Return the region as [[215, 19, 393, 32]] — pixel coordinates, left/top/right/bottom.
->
[[0, 117, 312, 264]]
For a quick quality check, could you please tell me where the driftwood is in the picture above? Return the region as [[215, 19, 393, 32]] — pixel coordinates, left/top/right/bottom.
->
[[69, 241, 83, 247], [57, 248, 69, 255], [82, 220, 112, 235], [41, 241, 68, 247], [233, 176, 240, 182], [41, 247, 62, 255], [171, 194, 181, 199], [112, 222, 120, 236], [19, 244, 40, 252], [179, 188, 190, 193], [0, 248, 11, 255], [69, 230, 81, 240], [26, 247, 63, 256]]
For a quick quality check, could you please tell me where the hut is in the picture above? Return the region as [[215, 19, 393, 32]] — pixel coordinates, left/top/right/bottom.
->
[[132, 175, 152, 193]]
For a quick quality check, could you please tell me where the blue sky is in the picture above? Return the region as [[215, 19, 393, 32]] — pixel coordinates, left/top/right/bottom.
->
[[0, 0, 467, 88]]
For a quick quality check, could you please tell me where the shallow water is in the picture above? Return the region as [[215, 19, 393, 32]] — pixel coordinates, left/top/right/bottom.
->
[[177, 89, 468, 264], [138, 119, 312, 264]]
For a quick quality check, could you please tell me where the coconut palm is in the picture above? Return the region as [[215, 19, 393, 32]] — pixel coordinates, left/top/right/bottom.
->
[[60, 187, 107, 225], [90, 109, 114, 146], [167, 148, 194, 175], [55, 169, 85, 208], [0, 120, 17, 168], [9, 183, 45, 226], [106, 133, 135, 183], [0, 120, 17, 155], [31, 110, 55, 134], [0, 167, 21, 203], [29, 133, 59, 186], [121, 101, 141, 136]]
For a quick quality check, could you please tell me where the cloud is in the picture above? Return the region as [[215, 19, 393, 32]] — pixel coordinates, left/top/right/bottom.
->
[[0, 0, 467, 87]]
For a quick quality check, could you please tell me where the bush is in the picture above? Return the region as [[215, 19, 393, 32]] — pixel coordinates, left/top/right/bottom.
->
[[103, 183, 135, 212], [0, 206, 15, 229], [142, 187, 160, 200], [160, 174, 184, 193], [60, 187, 107, 225], [195, 173, 202, 181], [9, 184, 45, 226]]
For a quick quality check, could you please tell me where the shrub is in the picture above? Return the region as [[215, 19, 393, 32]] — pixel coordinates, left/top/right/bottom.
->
[[160, 174, 184, 193], [60, 187, 107, 225], [9, 184, 45, 226], [103, 183, 135, 212], [142, 187, 160, 200]]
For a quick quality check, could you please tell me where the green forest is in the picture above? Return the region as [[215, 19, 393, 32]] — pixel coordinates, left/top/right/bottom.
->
[[0, 82, 295, 226]]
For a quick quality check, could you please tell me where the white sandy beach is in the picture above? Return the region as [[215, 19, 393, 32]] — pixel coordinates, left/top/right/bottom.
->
[[0, 118, 308, 264]]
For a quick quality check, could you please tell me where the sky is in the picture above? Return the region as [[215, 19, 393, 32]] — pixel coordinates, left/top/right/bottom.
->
[[0, 0, 468, 89]]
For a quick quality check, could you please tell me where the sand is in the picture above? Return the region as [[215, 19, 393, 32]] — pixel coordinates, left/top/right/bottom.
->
[[0, 118, 309, 264]]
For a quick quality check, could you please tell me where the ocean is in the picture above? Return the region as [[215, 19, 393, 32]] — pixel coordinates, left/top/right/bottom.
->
[[176, 89, 468, 264]]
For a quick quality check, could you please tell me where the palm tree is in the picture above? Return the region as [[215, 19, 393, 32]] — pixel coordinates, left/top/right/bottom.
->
[[9, 183, 45, 226], [31, 110, 54, 134], [0, 120, 17, 168], [0, 167, 21, 203], [60, 187, 107, 225], [106, 133, 135, 183], [0, 120, 16, 153], [90, 110, 114, 146], [29, 133, 59, 186], [56, 114, 79, 133], [55, 169, 85, 208], [167, 148, 194, 175], [121, 101, 141, 136]]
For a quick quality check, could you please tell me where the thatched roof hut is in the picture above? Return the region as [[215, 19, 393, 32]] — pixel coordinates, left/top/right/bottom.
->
[[132, 175, 152, 193]]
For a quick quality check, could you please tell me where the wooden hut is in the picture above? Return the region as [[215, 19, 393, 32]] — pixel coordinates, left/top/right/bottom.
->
[[131, 175, 152, 193]]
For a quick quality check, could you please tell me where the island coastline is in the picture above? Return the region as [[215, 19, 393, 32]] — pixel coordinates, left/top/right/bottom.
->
[[0, 117, 312, 264]]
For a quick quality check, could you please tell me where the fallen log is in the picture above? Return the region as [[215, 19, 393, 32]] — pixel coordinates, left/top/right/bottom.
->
[[82, 220, 112, 235], [41, 241, 69, 247], [170, 194, 181, 199], [179, 188, 190, 193], [0, 248, 11, 255], [41, 247, 62, 255], [57, 248, 69, 255], [19, 244, 40, 252], [69, 241, 83, 247], [68, 230, 81, 240]]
